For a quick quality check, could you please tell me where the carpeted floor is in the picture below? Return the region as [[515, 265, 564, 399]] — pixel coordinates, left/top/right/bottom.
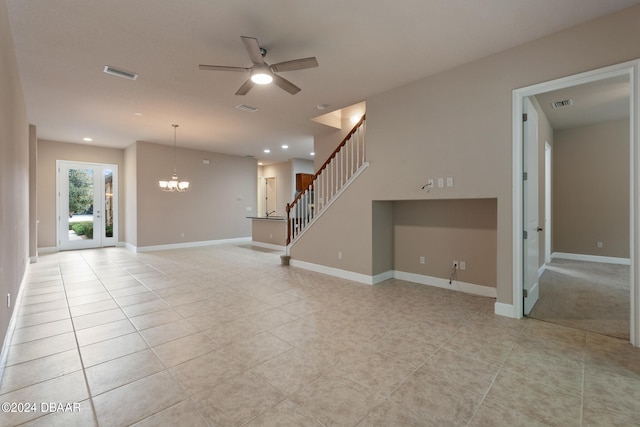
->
[[529, 258, 630, 340]]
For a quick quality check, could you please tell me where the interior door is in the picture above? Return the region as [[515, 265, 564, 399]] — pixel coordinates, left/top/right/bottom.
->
[[523, 97, 540, 315], [265, 177, 277, 216], [58, 161, 117, 250]]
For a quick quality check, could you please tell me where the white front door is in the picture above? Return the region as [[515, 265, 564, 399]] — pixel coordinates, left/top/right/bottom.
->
[[57, 161, 118, 250], [523, 97, 540, 315]]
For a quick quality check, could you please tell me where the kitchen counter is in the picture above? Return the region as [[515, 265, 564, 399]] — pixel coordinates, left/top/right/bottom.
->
[[248, 216, 287, 247]]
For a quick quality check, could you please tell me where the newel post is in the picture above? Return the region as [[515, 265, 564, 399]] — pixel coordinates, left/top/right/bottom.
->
[[285, 203, 291, 245]]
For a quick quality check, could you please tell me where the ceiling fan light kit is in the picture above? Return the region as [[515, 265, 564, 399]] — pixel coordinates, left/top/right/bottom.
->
[[199, 36, 318, 95]]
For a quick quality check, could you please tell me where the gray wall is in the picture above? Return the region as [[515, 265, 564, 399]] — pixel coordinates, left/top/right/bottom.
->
[[0, 0, 29, 348], [134, 141, 256, 247], [553, 119, 630, 258], [290, 6, 640, 304]]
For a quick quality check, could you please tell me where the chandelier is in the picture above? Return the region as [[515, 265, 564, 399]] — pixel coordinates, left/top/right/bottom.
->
[[159, 124, 190, 192]]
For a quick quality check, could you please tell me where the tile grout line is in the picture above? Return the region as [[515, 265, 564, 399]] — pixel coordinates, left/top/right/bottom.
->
[[56, 253, 101, 427]]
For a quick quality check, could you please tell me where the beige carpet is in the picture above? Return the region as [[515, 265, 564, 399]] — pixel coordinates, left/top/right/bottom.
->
[[528, 258, 630, 340]]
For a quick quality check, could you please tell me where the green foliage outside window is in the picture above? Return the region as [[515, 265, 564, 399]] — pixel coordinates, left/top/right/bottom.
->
[[69, 169, 93, 214]]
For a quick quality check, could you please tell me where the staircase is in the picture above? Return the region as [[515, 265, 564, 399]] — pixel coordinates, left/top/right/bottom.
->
[[286, 115, 368, 246]]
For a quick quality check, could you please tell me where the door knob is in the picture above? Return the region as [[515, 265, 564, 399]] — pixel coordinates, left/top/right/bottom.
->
[[537, 227, 543, 232]]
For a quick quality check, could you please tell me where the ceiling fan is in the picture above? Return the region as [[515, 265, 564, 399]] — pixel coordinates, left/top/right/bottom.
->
[[199, 36, 318, 95]]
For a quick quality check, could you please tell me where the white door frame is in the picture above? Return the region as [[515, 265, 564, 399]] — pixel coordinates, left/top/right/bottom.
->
[[56, 160, 119, 250], [509, 60, 639, 347]]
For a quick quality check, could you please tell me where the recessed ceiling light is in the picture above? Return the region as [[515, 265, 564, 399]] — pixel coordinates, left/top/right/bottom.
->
[[350, 115, 361, 124], [281, 145, 289, 149], [310, 152, 315, 156], [83, 137, 93, 142], [263, 149, 271, 153], [258, 162, 264, 166], [133, 112, 143, 116]]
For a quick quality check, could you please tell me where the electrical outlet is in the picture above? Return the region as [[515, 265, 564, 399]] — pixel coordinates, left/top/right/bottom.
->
[[453, 260, 458, 269], [419, 256, 425, 265], [7, 293, 10, 308], [460, 261, 466, 270], [446, 177, 454, 187], [597, 241, 603, 248], [180, 232, 185, 238], [338, 251, 343, 260], [438, 178, 444, 188]]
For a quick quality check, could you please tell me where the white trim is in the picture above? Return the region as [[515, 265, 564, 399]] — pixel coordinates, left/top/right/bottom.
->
[[37, 247, 58, 254], [494, 302, 518, 318], [288, 260, 497, 298], [288, 259, 376, 285], [538, 264, 546, 278], [0, 269, 28, 384], [372, 270, 394, 284], [250, 241, 286, 252], [552, 252, 631, 266], [394, 271, 497, 298], [131, 237, 252, 253]]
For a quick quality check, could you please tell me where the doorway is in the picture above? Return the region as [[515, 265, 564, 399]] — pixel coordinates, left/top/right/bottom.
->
[[265, 177, 277, 216], [57, 161, 118, 250], [511, 60, 639, 346]]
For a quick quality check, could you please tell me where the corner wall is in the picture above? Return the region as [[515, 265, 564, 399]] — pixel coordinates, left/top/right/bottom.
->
[[135, 141, 257, 248], [290, 5, 640, 305], [0, 0, 29, 348]]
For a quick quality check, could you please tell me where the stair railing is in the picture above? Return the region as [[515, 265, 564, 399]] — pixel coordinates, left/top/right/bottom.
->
[[286, 114, 366, 245]]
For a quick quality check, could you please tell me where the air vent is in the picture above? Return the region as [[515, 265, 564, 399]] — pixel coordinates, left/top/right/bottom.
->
[[235, 104, 258, 113], [551, 99, 573, 109], [103, 65, 138, 80]]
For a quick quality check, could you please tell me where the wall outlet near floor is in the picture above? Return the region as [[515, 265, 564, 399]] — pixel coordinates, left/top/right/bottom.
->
[[453, 260, 458, 269], [180, 232, 185, 238], [7, 293, 10, 308], [338, 251, 343, 260], [419, 256, 425, 265], [460, 261, 466, 270], [597, 241, 603, 248]]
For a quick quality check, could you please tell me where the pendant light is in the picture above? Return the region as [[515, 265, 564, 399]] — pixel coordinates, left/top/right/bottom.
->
[[159, 124, 190, 192]]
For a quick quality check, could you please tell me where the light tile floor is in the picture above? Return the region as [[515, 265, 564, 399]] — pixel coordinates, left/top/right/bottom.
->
[[1, 244, 639, 426]]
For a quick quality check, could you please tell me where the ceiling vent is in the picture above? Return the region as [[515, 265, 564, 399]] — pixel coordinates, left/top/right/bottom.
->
[[551, 99, 573, 109], [236, 104, 258, 113], [103, 65, 138, 80]]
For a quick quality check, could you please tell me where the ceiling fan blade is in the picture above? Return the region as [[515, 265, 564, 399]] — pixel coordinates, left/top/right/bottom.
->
[[199, 64, 250, 72], [235, 79, 255, 95], [272, 74, 301, 95], [270, 57, 318, 73], [241, 36, 264, 65]]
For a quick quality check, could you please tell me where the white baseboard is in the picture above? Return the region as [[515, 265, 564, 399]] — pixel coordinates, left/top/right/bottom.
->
[[287, 261, 497, 298], [494, 302, 518, 318], [0, 269, 28, 385], [250, 241, 286, 252], [393, 271, 497, 298], [37, 247, 58, 254], [132, 237, 252, 253], [552, 252, 631, 265], [288, 259, 376, 285]]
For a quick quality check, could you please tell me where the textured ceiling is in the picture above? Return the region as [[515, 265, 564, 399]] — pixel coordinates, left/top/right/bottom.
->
[[6, 0, 640, 164]]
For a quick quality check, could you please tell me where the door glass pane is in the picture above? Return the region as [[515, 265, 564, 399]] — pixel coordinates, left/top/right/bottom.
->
[[104, 169, 113, 238], [68, 168, 94, 242]]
